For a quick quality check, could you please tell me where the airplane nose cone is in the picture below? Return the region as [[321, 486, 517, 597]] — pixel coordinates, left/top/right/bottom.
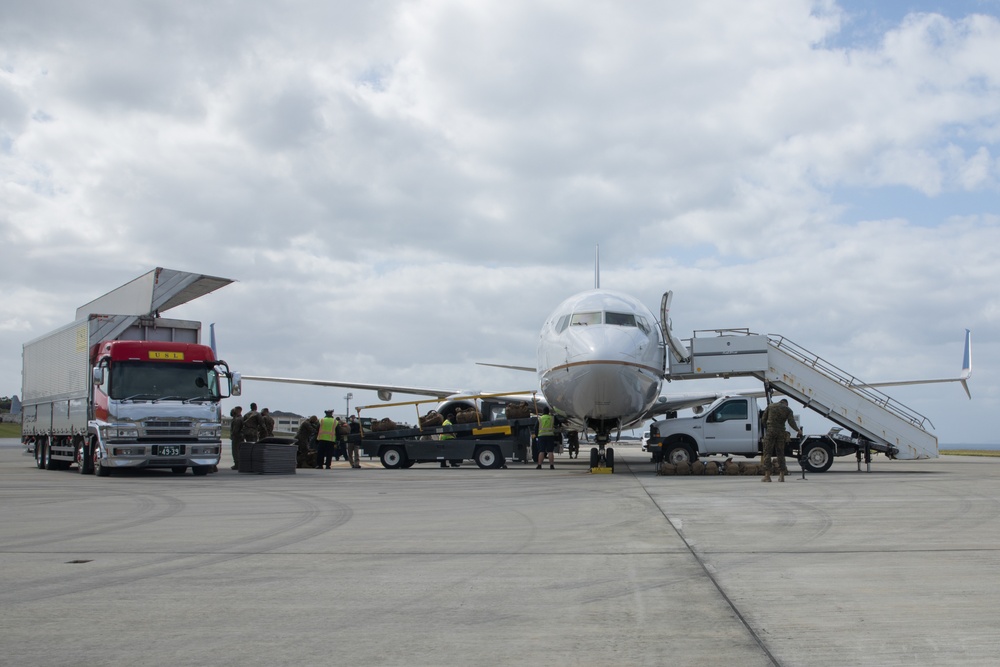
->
[[566, 325, 648, 364], [538, 325, 663, 422]]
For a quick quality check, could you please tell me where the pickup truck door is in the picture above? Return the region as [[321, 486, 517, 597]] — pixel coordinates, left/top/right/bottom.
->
[[702, 398, 756, 454]]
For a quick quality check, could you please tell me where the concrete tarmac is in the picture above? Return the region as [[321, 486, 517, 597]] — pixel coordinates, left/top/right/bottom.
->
[[2, 439, 999, 666]]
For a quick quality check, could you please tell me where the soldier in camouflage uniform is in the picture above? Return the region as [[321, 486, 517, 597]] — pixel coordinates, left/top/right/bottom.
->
[[760, 398, 802, 482], [261, 408, 275, 439], [242, 403, 263, 444], [295, 415, 319, 468], [229, 406, 244, 470]]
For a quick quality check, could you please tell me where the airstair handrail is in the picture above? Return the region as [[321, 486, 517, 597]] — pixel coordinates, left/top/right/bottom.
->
[[765, 334, 933, 431]]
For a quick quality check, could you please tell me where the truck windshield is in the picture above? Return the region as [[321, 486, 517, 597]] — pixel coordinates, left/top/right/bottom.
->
[[712, 400, 749, 422], [109, 361, 219, 401]]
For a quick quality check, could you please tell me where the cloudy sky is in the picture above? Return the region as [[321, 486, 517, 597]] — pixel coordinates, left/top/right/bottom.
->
[[2, 0, 998, 444]]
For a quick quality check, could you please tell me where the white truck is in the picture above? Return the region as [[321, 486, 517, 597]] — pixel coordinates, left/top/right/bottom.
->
[[646, 395, 871, 473], [22, 314, 238, 476], [21, 268, 239, 477]]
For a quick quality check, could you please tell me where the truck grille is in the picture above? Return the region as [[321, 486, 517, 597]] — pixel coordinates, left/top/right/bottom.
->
[[142, 421, 195, 438]]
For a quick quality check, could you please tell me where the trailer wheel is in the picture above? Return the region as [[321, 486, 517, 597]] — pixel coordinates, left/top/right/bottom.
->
[[93, 444, 110, 477], [43, 440, 58, 470], [664, 442, 695, 465], [77, 439, 94, 475], [34, 439, 45, 469], [801, 440, 834, 473], [589, 447, 599, 468], [380, 446, 406, 469], [605, 447, 615, 471], [475, 446, 503, 469]]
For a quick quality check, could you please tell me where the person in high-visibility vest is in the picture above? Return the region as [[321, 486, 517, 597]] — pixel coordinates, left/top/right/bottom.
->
[[316, 410, 338, 470], [535, 407, 556, 469], [439, 414, 457, 468]]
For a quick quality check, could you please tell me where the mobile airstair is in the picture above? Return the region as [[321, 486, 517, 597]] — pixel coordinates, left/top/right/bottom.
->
[[666, 329, 938, 460]]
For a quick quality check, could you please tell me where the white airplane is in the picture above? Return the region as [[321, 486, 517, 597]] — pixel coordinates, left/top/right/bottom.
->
[[242, 272, 972, 465], [242, 285, 715, 463]]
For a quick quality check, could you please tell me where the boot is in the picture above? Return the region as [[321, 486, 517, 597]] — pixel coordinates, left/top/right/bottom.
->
[[779, 471, 786, 482], [761, 472, 772, 483]]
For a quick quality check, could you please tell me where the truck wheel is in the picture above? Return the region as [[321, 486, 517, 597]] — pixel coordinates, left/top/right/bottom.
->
[[605, 447, 615, 471], [34, 440, 45, 469], [475, 446, 502, 469], [664, 443, 695, 465], [380, 446, 406, 469], [801, 440, 834, 473], [77, 440, 94, 475], [93, 445, 110, 477], [589, 447, 599, 468]]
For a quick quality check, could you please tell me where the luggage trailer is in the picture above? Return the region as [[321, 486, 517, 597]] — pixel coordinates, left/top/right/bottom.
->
[[349, 398, 537, 469]]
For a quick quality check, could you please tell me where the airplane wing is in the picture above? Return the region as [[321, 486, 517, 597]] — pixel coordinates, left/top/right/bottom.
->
[[640, 389, 762, 421], [241, 374, 541, 410], [240, 375, 459, 401], [853, 329, 972, 399], [475, 362, 537, 373]]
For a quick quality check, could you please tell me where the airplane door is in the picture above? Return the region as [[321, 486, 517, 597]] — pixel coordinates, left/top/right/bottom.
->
[[702, 398, 755, 454]]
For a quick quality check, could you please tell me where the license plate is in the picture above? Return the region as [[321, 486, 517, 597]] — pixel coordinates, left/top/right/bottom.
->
[[156, 446, 183, 456]]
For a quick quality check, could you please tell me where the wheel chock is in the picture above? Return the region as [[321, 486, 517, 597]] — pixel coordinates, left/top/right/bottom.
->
[[590, 466, 613, 474]]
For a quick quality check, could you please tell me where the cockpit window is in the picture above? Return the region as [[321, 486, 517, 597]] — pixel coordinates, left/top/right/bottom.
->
[[636, 316, 652, 334], [605, 312, 636, 327], [555, 314, 571, 334], [570, 312, 602, 326]]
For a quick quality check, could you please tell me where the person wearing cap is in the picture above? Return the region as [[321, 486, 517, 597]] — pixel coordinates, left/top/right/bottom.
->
[[316, 410, 338, 470], [760, 398, 802, 482]]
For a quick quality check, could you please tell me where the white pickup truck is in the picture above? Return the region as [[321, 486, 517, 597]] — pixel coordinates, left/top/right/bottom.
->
[[645, 395, 864, 473]]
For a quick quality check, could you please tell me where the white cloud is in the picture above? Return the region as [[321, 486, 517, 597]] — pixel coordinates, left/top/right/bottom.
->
[[1, 1, 999, 443]]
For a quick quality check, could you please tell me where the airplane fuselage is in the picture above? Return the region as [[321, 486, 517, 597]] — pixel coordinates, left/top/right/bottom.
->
[[537, 289, 665, 437]]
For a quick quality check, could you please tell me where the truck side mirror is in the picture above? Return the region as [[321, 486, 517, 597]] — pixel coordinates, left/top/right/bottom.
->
[[92, 367, 105, 385], [231, 372, 242, 396]]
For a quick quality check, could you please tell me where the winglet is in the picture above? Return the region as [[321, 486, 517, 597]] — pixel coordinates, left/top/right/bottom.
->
[[961, 328, 972, 399]]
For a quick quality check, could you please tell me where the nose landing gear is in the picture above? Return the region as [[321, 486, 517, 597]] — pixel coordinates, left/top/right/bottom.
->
[[589, 434, 615, 474]]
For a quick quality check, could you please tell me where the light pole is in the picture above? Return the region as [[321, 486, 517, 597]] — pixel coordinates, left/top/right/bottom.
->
[[345, 392, 353, 418]]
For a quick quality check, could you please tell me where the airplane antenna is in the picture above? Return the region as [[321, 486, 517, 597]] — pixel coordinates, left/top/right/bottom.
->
[[595, 245, 600, 289]]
